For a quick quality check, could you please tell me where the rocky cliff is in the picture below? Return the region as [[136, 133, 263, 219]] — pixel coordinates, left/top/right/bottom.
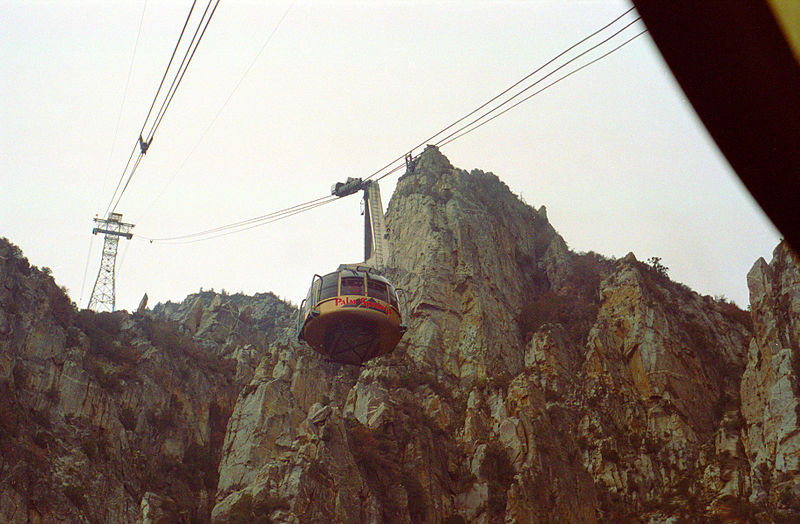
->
[[2, 146, 798, 523], [741, 242, 800, 516], [0, 243, 294, 523]]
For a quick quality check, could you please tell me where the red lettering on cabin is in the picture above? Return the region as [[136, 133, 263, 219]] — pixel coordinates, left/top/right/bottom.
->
[[334, 296, 390, 315], [360, 297, 391, 315], [334, 297, 362, 307]]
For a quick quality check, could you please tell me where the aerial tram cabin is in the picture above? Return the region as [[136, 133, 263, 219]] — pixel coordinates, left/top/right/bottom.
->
[[297, 178, 407, 365], [298, 267, 405, 365]]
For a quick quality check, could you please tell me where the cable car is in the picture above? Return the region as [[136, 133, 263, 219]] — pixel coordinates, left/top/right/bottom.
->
[[297, 267, 406, 365], [297, 178, 407, 365]]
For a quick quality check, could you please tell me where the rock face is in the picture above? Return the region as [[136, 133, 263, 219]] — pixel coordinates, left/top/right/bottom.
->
[[741, 242, 800, 516], [0, 242, 294, 523], [2, 146, 799, 523], [205, 146, 775, 523]]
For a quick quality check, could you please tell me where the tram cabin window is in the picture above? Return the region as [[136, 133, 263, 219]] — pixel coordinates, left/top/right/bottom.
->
[[319, 273, 340, 301], [341, 277, 364, 296], [388, 286, 399, 309], [367, 278, 388, 302]]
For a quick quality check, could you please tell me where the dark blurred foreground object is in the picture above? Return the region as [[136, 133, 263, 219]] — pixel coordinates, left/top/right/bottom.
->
[[633, 0, 800, 249]]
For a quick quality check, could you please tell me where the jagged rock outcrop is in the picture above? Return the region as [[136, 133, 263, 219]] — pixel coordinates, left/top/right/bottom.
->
[[153, 290, 296, 388], [741, 241, 800, 518], [3, 146, 799, 523], [386, 147, 569, 379]]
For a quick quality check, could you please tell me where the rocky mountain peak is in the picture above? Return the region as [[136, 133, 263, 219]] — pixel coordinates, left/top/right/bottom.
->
[[386, 146, 570, 378]]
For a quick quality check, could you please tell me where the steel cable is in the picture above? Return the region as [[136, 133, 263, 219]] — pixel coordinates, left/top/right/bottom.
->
[[430, 20, 645, 151], [111, 0, 221, 214], [143, 194, 337, 242], [437, 29, 649, 150], [104, 0, 199, 217], [373, 16, 644, 182], [144, 197, 338, 244], [364, 6, 637, 182], [143, 7, 645, 243], [134, 0, 297, 225]]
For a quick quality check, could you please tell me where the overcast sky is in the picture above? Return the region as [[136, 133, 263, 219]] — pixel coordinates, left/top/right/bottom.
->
[[2, 0, 780, 311]]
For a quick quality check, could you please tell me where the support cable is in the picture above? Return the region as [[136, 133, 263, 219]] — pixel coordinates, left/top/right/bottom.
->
[[111, 0, 221, 214], [374, 16, 645, 182], [141, 7, 644, 244], [142, 194, 336, 243], [135, 0, 297, 224], [427, 21, 644, 156], [137, 0, 199, 144], [109, 153, 146, 214], [363, 6, 636, 182], [141, 0, 221, 148], [142, 196, 337, 244], [104, 0, 199, 217], [437, 30, 649, 150], [99, 0, 149, 216], [110, 0, 221, 214]]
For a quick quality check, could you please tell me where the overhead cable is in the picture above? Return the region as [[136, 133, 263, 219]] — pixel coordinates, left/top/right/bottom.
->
[[143, 6, 645, 244], [99, 0, 149, 217], [428, 20, 645, 155], [105, 0, 222, 216], [371, 18, 645, 183], [139, 0, 199, 144], [142, 196, 338, 244], [140, 195, 337, 242], [111, 0, 221, 214], [374, 14, 645, 182], [134, 0, 297, 225], [364, 6, 637, 183], [140, 0, 221, 149], [109, 153, 146, 214], [437, 29, 649, 150], [104, 0, 199, 217]]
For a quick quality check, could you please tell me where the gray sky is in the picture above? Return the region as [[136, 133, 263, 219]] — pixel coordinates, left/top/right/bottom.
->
[[2, 0, 780, 311]]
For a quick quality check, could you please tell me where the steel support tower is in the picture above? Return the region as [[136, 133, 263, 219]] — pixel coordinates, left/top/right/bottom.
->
[[362, 181, 386, 270], [330, 178, 389, 271], [87, 213, 134, 312]]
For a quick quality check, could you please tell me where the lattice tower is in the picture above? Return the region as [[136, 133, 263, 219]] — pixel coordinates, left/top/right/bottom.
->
[[87, 213, 134, 312]]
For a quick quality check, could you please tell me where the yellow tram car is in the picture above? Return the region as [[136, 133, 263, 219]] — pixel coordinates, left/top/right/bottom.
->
[[298, 267, 405, 365], [297, 177, 408, 365]]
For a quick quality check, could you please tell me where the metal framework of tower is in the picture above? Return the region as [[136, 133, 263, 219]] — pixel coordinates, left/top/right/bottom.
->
[[87, 213, 134, 312], [330, 178, 389, 271], [362, 181, 386, 270]]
